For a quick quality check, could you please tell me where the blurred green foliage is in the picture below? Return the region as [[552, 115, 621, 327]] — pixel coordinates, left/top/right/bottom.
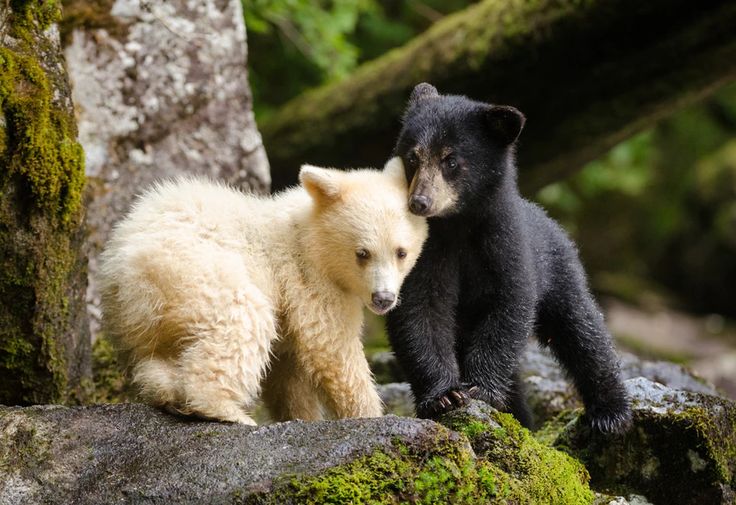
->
[[242, 0, 476, 119], [537, 83, 736, 316]]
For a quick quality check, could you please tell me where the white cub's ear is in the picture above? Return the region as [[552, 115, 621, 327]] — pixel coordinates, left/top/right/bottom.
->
[[383, 157, 408, 186], [299, 165, 343, 205]]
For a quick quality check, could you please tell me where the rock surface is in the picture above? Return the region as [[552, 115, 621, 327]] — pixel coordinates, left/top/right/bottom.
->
[[2, 371, 735, 503], [0, 401, 592, 504], [556, 377, 736, 505], [62, 0, 270, 338]]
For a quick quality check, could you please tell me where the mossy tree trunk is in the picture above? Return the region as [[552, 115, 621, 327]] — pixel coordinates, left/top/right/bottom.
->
[[0, 1, 90, 404], [262, 0, 736, 194]]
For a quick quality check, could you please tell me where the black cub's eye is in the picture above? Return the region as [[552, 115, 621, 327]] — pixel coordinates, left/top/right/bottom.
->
[[397, 248, 408, 260], [356, 249, 371, 261], [445, 156, 458, 171], [407, 151, 419, 166]]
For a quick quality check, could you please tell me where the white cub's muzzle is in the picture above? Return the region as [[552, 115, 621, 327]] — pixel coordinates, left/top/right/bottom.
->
[[369, 290, 396, 315]]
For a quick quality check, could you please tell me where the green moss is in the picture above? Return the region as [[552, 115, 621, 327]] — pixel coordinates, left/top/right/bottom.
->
[[0, 48, 85, 224], [534, 409, 581, 446], [8, 0, 62, 42], [244, 436, 500, 504], [442, 405, 595, 505], [678, 403, 736, 486], [454, 418, 491, 439]]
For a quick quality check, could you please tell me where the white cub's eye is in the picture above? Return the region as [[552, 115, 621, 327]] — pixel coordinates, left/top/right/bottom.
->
[[356, 249, 371, 261], [397, 248, 407, 260]]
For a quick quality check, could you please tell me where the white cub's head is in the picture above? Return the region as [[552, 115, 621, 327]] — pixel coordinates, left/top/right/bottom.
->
[[300, 157, 428, 315]]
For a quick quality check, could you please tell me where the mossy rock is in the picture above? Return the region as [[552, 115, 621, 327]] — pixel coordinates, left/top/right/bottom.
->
[[441, 400, 594, 504], [555, 378, 736, 504]]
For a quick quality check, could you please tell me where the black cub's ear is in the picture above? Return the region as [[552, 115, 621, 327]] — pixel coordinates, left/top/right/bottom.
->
[[482, 105, 526, 145], [408, 83, 439, 106]]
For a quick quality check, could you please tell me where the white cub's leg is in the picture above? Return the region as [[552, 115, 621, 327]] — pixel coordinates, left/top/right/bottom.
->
[[132, 358, 181, 408], [113, 241, 277, 425], [174, 282, 276, 425]]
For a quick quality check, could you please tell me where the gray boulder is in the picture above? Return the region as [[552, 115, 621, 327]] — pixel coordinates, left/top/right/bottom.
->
[[377, 382, 414, 418], [0, 403, 462, 504]]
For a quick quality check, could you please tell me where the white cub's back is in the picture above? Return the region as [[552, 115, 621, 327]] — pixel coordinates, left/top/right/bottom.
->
[[99, 158, 427, 424]]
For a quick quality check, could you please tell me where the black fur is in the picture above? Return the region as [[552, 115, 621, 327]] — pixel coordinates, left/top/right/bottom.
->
[[386, 84, 631, 434]]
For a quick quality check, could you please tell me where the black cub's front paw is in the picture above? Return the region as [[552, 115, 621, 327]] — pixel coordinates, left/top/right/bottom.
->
[[586, 403, 633, 435], [416, 388, 471, 418]]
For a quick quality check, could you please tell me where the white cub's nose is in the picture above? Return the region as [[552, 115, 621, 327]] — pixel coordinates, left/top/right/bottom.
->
[[371, 291, 396, 313]]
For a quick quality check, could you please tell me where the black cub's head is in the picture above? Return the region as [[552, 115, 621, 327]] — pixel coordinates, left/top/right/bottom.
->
[[394, 83, 525, 217]]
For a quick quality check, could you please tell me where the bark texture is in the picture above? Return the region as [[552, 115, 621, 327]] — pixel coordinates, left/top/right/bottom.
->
[[60, 0, 270, 337], [262, 0, 736, 193], [0, 0, 90, 405]]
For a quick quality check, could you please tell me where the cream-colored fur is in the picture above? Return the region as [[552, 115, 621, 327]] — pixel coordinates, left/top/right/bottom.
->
[[99, 158, 427, 424]]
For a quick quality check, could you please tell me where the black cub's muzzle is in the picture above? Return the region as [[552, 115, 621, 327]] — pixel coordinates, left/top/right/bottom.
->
[[409, 195, 432, 216]]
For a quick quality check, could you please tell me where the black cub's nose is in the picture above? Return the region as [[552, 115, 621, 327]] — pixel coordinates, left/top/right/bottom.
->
[[409, 195, 431, 215], [371, 291, 396, 311]]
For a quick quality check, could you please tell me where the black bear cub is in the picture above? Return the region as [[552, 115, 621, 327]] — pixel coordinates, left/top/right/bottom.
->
[[386, 83, 631, 434]]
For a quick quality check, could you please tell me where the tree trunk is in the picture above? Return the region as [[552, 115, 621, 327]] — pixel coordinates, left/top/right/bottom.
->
[[262, 0, 736, 194], [0, 1, 90, 404]]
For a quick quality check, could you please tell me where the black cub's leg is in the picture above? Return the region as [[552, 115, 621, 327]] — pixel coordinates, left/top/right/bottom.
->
[[386, 245, 469, 419], [536, 274, 631, 434], [458, 303, 535, 422]]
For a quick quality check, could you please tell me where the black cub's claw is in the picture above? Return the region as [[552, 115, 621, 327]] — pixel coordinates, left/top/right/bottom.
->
[[587, 404, 633, 435], [417, 388, 471, 418]]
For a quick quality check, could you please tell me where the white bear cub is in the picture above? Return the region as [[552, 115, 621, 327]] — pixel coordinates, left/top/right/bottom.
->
[[99, 158, 427, 425]]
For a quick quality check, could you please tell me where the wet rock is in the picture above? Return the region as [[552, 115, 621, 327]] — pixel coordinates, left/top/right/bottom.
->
[[555, 377, 736, 505], [372, 345, 719, 425], [0, 403, 469, 504], [595, 495, 654, 505]]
